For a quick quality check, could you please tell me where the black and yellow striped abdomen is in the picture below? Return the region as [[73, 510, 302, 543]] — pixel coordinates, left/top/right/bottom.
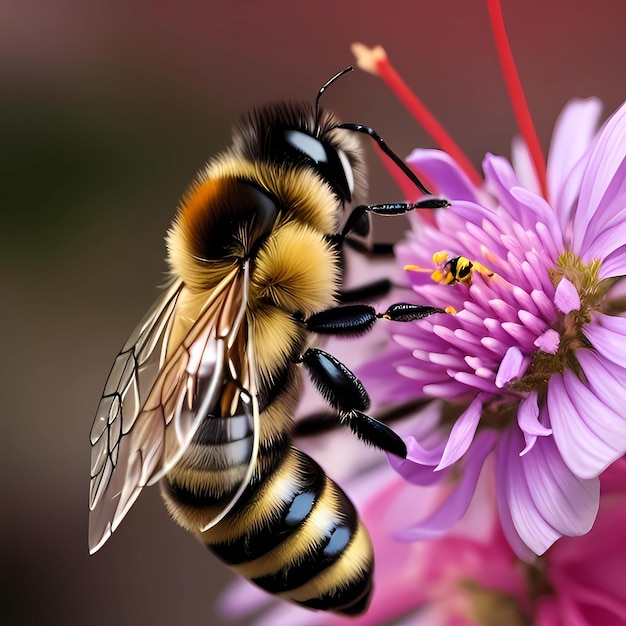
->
[[159, 99, 375, 615], [161, 367, 374, 615]]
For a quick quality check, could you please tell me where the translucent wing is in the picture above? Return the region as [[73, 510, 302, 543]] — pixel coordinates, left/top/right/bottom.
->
[[89, 265, 255, 553], [197, 316, 260, 533]]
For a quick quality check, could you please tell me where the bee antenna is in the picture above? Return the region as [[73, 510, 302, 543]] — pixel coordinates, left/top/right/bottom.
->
[[314, 66, 354, 137], [334, 122, 432, 196]]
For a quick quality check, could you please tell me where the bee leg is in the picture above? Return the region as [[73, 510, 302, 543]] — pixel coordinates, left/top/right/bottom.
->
[[298, 304, 444, 453], [305, 302, 445, 337], [296, 398, 432, 437], [337, 197, 450, 244], [345, 240, 396, 256], [344, 410, 407, 458], [335, 122, 433, 195], [337, 279, 394, 304], [299, 347, 406, 457]]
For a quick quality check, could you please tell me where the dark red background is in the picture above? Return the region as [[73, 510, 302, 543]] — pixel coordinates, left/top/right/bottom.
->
[[2, 1, 623, 624]]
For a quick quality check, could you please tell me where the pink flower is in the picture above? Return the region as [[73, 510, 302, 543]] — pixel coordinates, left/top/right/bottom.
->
[[355, 33, 626, 557]]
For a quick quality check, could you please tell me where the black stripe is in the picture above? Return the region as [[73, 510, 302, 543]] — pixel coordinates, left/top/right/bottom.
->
[[257, 359, 300, 413], [166, 436, 289, 508], [296, 567, 373, 614], [192, 413, 253, 445], [250, 484, 359, 593], [210, 448, 325, 565]]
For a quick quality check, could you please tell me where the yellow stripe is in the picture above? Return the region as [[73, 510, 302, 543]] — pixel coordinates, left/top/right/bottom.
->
[[278, 522, 373, 603], [232, 479, 346, 580]]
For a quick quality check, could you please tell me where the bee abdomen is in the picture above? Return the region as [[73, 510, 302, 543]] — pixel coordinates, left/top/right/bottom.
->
[[161, 409, 277, 529], [205, 448, 374, 615]]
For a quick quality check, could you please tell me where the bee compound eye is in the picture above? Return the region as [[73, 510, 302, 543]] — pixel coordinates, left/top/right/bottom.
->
[[284, 130, 328, 163], [283, 129, 353, 202]]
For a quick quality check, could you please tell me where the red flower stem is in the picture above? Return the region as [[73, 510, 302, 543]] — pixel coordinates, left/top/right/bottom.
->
[[488, 0, 549, 199], [372, 55, 484, 188]]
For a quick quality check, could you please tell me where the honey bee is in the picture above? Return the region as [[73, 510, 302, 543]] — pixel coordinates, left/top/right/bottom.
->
[[406, 250, 495, 285], [89, 68, 447, 615]]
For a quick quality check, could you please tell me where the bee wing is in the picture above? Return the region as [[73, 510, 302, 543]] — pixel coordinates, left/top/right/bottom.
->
[[89, 265, 254, 553], [197, 313, 261, 533]]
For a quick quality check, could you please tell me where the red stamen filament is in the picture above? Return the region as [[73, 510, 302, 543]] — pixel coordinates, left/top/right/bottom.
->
[[352, 43, 483, 188], [488, 0, 549, 200]]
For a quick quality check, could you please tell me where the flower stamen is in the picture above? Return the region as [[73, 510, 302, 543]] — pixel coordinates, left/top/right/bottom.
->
[[351, 42, 484, 187], [487, 0, 549, 200]]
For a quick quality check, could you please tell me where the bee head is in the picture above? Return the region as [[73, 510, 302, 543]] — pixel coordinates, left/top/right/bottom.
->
[[231, 101, 368, 209]]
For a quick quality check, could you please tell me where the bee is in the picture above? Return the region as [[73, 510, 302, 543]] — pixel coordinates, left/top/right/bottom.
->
[[89, 67, 447, 615], [406, 250, 495, 285]]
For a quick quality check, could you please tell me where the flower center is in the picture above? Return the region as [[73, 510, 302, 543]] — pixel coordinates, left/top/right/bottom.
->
[[551, 251, 611, 317], [513, 251, 614, 393]]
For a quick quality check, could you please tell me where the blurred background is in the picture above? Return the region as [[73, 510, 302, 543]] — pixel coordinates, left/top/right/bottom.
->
[[1, 0, 624, 624]]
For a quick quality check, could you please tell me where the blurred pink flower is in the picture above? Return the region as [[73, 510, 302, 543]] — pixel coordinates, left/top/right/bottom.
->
[[220, 457, 626, 625]]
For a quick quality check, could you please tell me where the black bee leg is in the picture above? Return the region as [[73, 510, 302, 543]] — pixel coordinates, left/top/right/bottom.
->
[[335, 122, 434, 195], [337, 279, 394, 304], [344, 410, 407, 459], [338, 198, 450, 244], [296, 304, 444, 454], [305, 302, 445, 337], [299, 348, 406, 458], [296, 399, 433, 437]]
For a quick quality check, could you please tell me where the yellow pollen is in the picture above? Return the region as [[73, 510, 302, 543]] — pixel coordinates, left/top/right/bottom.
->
[[432, 269, 446, 283], [432, 250, 449, 264], [445, 306, 457, 314], [403, 264, 430, 273]]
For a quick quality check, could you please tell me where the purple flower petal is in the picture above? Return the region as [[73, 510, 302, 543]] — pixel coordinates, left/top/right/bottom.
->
[[531, 289, 559, 321], [534, 221, 562, 263], [548, 371, 625, 479], [406, 148, 481, 202], [517, 309, 548, 337], [495, 434, 536, 561], [599, 246, 626, 280], [498, 427, 561, 555], [435, 396, 484, 470], [577, 349, 626, 415], [563, 367, 626, 457], [517, 391, 552, 455], [399, 436, 446, 467], [554, 277, 581, 313], [547, 97, 603, 225], [534, 329, 560, 354], [509, 186, 562, 247], [511, 135, 540, 194], [396, 430, 497, 541], [581, 210, 626, 264], [520, 431, 599, 539], [583, 313, 626, 368], [482, 154, 523, 218], [573, 101, 626, 253], [496, 346, 525, 388], [389, 437, 449, 487]]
